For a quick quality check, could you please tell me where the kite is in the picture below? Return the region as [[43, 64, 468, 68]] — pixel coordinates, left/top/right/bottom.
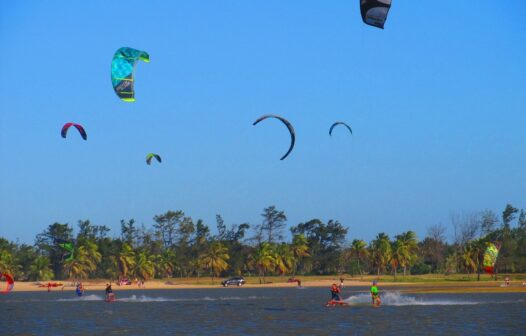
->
[[483, 242, 500, 274], [1, 273, 14, 294], [253, 114, 296, 160], [360, 0, 392, 29], [111, 47, 150, 102], [329, 122, 353, 136], [61, 123, 87, 140], [55, 238, 75, 262], [146, 153, 162, 165]]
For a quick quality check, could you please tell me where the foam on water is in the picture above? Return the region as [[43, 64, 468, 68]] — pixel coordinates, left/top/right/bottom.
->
[[344, 291, 480, 306], [58, 294, 104, 301], [117, 295, 263, 302]]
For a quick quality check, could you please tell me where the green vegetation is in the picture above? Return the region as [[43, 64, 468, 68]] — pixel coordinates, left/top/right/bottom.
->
[[1, 204, 525, 282]]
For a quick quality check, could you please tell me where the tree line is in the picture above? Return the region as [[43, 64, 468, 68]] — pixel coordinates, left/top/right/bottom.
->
[[1, 204, 525, 282]]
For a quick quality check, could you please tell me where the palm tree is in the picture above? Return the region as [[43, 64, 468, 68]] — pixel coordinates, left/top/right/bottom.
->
[[350, 239, 368, 278], [201, 241, 229, 282], [64, 241, 101, 279], [394, 231, 419, 277], [28, 256, 54, 281], [117, 243, 136, 278], [0, 250, 18, 275], [390, 240, 401, 279], [370, 233, 392, 275], [290, 234, 309, 276], [134, 252, 155, 280], [273, 243, 294, 276], [155, 250, 177, 278], [249, 242, 275, 283], [460, 245, 477, 275]]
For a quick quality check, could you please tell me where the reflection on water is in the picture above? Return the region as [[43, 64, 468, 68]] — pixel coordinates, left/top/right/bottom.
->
[[2, 287, 525, 335]]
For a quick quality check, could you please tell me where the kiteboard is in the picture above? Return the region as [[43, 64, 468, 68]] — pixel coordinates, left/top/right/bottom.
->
[[326, 300, 349, 307], [105, 293, 116, 302]]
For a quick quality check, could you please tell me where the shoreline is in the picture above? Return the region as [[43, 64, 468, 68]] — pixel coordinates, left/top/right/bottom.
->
[[8, 278, 526, 294]]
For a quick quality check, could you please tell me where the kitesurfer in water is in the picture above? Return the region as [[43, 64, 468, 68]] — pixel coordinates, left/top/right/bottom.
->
[[76, 282, 84, 296], [105, 283, 113, 295], [330, 283, 342, 302], [371, 280, 380, 306]]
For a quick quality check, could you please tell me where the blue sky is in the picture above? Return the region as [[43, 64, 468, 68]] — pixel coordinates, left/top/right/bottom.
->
[[1, 1, 525, 244]]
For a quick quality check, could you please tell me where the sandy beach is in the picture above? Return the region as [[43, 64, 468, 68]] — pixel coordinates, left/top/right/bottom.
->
[[9, 276, 526, 294]]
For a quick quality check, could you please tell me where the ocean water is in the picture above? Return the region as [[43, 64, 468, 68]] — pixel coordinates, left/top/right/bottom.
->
[[2, 287, 525, 335]]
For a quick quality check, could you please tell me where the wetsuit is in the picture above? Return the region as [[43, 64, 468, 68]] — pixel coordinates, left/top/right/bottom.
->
[[105, 285, 113, 295], [331, 285, 341, 301], [370, 285, 379, 304]]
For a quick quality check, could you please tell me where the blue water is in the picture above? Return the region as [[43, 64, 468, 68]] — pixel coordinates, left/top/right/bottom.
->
[[2, 287, 525, 335]]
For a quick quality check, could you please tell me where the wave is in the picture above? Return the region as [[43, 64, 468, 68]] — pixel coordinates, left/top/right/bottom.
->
[[343, 292, 480, 306]]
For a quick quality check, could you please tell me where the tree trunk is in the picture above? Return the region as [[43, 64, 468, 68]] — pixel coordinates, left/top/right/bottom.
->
[[357, 258, 361, 279]]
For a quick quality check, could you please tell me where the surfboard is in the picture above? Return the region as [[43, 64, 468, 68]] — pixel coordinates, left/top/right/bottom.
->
[[105, 293, 116, 302], [326, 300, 349, 307]]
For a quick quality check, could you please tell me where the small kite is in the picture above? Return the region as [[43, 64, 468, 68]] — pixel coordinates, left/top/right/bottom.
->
[[483, 242, 500, 274], [55, 238, 75, 262], [146, 153, 162, 165], [1, 273, 14, 294], [360, 0, 392, 29], [61, 123, 87, 140], [111, 47, 150, 102], [253, 114, 296, 160], [329, 122, 353, 136]]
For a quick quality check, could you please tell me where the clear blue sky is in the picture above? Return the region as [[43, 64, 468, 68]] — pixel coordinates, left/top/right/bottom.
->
[[1, 1, 525, 244]]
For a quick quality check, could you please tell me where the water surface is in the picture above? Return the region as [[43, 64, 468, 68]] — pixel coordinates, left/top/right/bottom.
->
[[2, 287, 524, 335]]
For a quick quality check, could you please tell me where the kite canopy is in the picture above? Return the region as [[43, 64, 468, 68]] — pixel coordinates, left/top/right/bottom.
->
[[1, 273, 14, 294], [253, 114, 296, 160], [55, 238, 75, 262], [61, 123, 87, 140], [483, 242, 500, 274], [111, 47, 150, 102], [329, 122, 353, 136], [360, 0, 392, 29], [146, 153, 162, 165]]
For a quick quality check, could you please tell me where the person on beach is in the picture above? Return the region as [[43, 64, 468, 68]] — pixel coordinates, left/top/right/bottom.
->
[[330, 283, 342, 302], [371, 280, 381, 306]]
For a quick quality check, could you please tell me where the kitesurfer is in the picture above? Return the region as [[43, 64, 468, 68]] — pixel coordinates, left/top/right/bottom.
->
[[105, 283, 113, 295], [76, 282, 84, 296], [371, 280, 380, 306], [330, 283, 342, 302]]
